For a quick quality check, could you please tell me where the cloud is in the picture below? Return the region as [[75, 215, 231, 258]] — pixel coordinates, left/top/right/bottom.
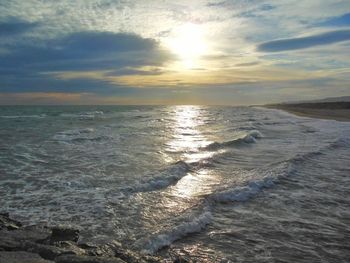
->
[[0, 18, 38, 36], [105, 68, 165, 76], [62, 31, 156, 53], [0, 30, 174, 93], [0, 31, 172, 71], [235, 61, 260, 67], [0, 92, 87, 105], [258, 29, 350, 52], [1, 1, 350, 104], [317, 12, 350, 27]]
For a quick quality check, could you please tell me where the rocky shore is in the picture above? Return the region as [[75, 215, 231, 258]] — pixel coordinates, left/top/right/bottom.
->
[[0, 213, 186, 263]]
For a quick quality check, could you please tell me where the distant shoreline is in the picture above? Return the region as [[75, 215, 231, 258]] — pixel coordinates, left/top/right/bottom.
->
[[264, 102, 350, 122]]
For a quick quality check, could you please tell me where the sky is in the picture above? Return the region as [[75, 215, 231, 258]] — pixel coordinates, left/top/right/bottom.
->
[[0, 0, 349, 105]]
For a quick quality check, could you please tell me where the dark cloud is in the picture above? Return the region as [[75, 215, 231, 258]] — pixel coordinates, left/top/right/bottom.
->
[[258, 30, 350, 52], [0, 73, 115, 94], [61, 31, 156, 53], [0, 30, 174, 93], [317, 13, 350, 27], [0, 18, 38, 36], [1, 31, 172, 70]]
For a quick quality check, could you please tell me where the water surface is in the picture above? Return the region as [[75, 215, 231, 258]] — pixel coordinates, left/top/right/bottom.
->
[[0, 105, 349, 262]]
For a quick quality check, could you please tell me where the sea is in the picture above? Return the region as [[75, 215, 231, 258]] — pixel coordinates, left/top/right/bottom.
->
[[0, 105, 349, 262]]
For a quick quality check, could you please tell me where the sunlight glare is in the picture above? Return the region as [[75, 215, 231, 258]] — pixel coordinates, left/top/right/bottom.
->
[[166, 23, 208, 69]]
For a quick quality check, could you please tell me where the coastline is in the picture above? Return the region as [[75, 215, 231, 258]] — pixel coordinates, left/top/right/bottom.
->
[[0, 213, 184, 263], [263, 102, 350, 122]]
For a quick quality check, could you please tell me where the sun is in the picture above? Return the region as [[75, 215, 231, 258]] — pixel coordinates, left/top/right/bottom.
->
[[165, 23, 208, 69]]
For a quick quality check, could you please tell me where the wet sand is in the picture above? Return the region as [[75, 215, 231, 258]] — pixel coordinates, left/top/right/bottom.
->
[[265, 102, 350, 122]]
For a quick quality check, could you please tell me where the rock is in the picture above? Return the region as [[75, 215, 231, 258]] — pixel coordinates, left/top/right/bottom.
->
[[84, 241, 161, 263], [0, 213, 9, 217], [110, 242, 162, 263], [84, 242, 117, 257], [0, 233, 23, 251], [141, 255, 164, 263], [54, 254, 126, 263], [5, 225, 20, 231], [0, 226, 51, 252], [56, 241, 87, 256], [104, 242, 144, 263], [0, 216, 169, 263], [173, 256, 193, 263], [78, 243, 98, 250], [0, 213, 22, 231], [25, 242, 68, 260], [51, 227, 79, 243], [0, 251, 53, 263], [0, 225, 51, 250], [24, 241, 86, 260]]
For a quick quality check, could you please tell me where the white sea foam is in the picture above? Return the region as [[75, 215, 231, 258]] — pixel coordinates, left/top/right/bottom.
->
[[123, 161, 191, 193], [134, 211, 212, 254], [62, 128, 95, 134], [52, 128, 110, 143], [0, 114, 46, 118], [208, 143, 336, 204], [60, 111, 104, 120], [211, 176, 276, 203], [205, 130, 263, 151]]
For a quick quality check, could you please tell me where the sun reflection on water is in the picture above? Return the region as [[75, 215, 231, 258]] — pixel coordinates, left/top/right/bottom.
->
[[137, 106, 222, 231], [166, 105, 212, 163], [171, 169, 219, 199], [164, 106, 220, 199]]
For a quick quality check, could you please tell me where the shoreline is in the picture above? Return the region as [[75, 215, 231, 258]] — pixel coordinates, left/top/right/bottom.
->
[[263, 102, 350, 122], [0, 213, 184, 263]]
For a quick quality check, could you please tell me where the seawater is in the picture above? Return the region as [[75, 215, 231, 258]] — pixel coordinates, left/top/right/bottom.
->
[[0, 105, 349, 262]]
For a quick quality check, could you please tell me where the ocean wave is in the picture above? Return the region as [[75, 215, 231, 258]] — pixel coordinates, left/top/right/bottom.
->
[[289, 137, 349, 164], [328, 137, 350, 149], [53, 128, 109, 143], [210, 176, 277, 203], [60, 111, 104, 120], [207, 138, 346, 204], [62, 128, 95, 134], [301, 125, 318, 133], [134, 211, 212, 254], [204, 130, 263, 151], [122, 161, 191, 193], [205, 158, 295, 204], [0, 114, 46, 119]]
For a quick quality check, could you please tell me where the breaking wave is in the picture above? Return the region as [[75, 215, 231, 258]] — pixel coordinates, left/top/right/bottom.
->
[[204, 130, 263, 151], [134, 211, 212, 255], [130, 136, 349, 254], [209, 167, 285, 203], [122, 161, 191, 193], [207, 136, 349, 204]]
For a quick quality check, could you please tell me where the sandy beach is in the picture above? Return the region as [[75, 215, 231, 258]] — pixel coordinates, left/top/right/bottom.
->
[[265, 102, 350, 122]]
